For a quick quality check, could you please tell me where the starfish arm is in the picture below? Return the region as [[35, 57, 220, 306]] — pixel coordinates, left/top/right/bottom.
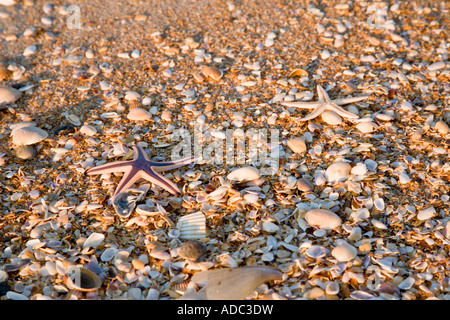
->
[[316, 85, 330, 102], [333, 96, 370, 105], [297, 104, 327, 121], [111, 167, 143, 198], [86, 161, 131, 175], [150, 156, 198, 171], [281, 101, 323, 109], [133, 145, 150, 161], [141, 169, 182, 195], [329, 104, 360, 119]]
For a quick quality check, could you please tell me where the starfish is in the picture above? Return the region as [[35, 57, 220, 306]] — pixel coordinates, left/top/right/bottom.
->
[[281, 85, 369, 121], [86, 144, 197, 199]]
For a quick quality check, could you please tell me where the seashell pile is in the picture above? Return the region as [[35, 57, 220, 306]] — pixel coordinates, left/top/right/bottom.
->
[[0, 0, 449, 303]]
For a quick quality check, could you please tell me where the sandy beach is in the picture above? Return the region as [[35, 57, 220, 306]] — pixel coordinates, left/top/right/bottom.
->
[[0, 0, 449, 300]]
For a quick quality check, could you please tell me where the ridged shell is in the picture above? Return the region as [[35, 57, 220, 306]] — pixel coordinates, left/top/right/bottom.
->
[[65, 266, 102, 292], [11, 126, 48, 146], [126, 107, 152, 121], [177, 212, 206, 240], [0, 87, 21, 104], [189, 266, 282, 300], [179, 240, 206, 262]]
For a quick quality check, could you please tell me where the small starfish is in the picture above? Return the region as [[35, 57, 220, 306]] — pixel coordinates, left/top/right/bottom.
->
[[281, 85, 369, 121], [86, 144, 197, 199]]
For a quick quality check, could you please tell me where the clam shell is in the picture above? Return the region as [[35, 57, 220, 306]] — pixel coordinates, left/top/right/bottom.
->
[[321, 110, 342, 125], [227, 166, 261, 183], [126, 107, 152, 121], [200, 66, 223, 81], [65, 266, 102, 292], [177, 212, 206, 240], [15, 145, 37, 160], [0, 87, 21, 104], [83, 232, 105, 249], [11, 126, 48, 146], [325, 161, 351, 184], [331, 243, 357, 262], [79, 124, 97, 136], [305, 209, 342, 230], [286, 137, 307, 153], [189, 266, 282, 300]]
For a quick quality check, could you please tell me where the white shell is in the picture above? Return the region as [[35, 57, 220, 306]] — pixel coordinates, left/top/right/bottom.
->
[[331, 243, 357, 262], [100, 247, 118, 262], [321, 110, 342, 125], [124, 90, 141, 101], [65, 114, 81, 126], [188, 266, 282, 300], [126, 107, 152, 121], [286, 137, 307, 153], [23, 44, 37, 56], [356, 121, 378, 133], [325, 161, 351, 184], [227, 166, 261, 182], [79, 124, 97, 136], [11, 126, 48, 146], [0, 87, 21, 104], [83, 232, 105, 249], [417, 207, 436, 221], [305, 209, 342, 230], [177, 212, 206, 240]]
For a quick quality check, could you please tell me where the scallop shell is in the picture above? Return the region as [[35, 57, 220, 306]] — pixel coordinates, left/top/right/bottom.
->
[[11, 126, 48, 146], [179, 240, 206, 262], [65, 266, 102, 292], [0, 87, 21, 104], [177, 212, 206, 240], [188, 266, 282, 300], [126, 107, 152, 121]]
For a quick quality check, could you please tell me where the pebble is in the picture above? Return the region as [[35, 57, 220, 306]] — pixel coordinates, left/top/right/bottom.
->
[[331, 243, 357, 262], [227, 166, 261, 182], [305, 209, 342, 230], [417, 207, 436, 221], [325, 161, 351, 184], [286, 137, 306, 153], [321, 110, 342, 125]]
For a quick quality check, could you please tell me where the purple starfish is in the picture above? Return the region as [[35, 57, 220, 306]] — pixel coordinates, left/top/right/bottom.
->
[[86, 144, 197, 198]]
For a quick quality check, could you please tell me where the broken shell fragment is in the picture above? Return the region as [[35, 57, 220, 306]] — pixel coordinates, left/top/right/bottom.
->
[[112, 186, 148, 220], [65, 266, 103, 292], [177, 211, 206, 240], [188, 266, 282, 300]]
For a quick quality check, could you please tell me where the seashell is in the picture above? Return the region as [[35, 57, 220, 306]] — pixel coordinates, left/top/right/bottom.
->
[[297, 177, 314, 192], [0, 86, 21, 104], [435, 121, 449, 135], [262, 221, 279, 233], [417, 207, 436, 221], [321, 110, 342, 125], [23, 44, 37, 56], [351, 163, 367, 176], [112, 187, 148, 220], [325, 161, 351, 184], [14, 145, 37, 160], [200, 66, 223, 81], [100, 247, 118, 262], [178, 240, 206, 262], [11, 126, 48, 146], [65, 266, 102, 292], [288, 68, 308, 78], [83, 232, 105, 249], [0, 64, 11, 81], [356, 121, 378, 133], [331, 243, 357, 262], [79, 124, 97, 136], [286, 137, 306, 154], [149, 250, 171, 260], [305, 209, 342, 230], [188, 266, 282, 300], [126, 107, 152, 121], [135, 204, 159, 216], [227, 166, 260, 183], [177, 212, 206, 240], [306, 245, 328, 259], [65, 114, 81, 126]]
